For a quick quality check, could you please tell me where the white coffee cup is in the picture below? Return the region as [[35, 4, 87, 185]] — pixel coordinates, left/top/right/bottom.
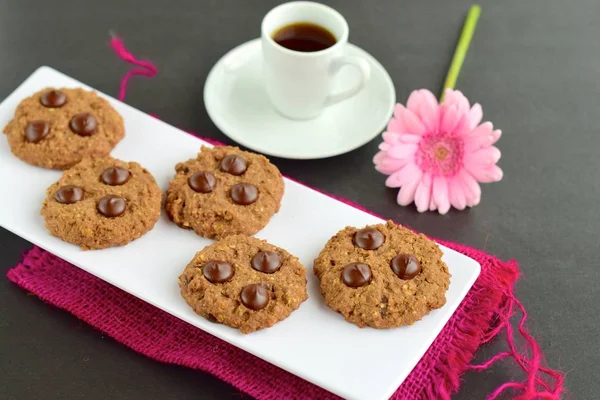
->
[[261, 1, 371, 120]]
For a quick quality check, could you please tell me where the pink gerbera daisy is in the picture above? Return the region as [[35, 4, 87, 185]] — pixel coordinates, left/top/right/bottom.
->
[[373, 88, 502, 214]]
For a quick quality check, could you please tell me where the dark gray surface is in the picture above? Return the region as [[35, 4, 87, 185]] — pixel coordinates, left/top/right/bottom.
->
[[1, 0, 596, 398]]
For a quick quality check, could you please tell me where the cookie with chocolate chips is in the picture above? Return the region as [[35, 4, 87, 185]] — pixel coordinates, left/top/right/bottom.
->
[[3, 87, 124, 169], [41, 157, 161, 250], [179, 235, 308, 333], [165, 146, 284, 239], [313, 221, 451, 328]]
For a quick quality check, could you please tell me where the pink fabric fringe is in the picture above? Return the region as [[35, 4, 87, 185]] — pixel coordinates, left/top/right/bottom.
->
[[109, 36, 157, 101], [5, 36, 564, 400]]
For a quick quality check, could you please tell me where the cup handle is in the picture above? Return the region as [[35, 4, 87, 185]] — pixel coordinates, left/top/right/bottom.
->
[[324, 56, 372, 107]]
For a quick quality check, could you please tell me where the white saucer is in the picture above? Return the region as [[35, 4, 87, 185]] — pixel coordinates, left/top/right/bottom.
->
[[204, 39, 396, 159]]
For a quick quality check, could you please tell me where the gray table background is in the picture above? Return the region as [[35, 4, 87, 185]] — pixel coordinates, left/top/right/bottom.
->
[[1, 0, 597, 398]]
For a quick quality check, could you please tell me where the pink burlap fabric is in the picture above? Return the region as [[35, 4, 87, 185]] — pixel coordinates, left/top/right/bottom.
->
[[6, 226, 516, 400], [6, 195, 562, 399], [5, 37, 564, 400]]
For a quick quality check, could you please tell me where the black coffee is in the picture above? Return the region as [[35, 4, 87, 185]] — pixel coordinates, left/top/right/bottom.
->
[[272, 22, 336, 52]]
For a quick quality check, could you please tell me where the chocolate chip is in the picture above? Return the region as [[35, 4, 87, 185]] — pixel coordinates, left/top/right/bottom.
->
[[97, 195, 127, 218], [230, 183, 258, 205], [24, 120, 50, 143], [240, 284, 269, 310], [353, 227, 385, 250], [54, 185, 84, 204], [70, 113, 97, 136], [40, 90, 67, 108], [220, 154, 247, 175], [390, 254, 422, 280], [202, 260, 234, 283], [188, 171, 216, 193], [251, 251, 282, 274], [341, 263, 372, 287], [101, 167, 130, 186]]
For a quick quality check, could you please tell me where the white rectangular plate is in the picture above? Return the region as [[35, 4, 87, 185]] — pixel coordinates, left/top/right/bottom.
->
[[0, 67, 480, 400]]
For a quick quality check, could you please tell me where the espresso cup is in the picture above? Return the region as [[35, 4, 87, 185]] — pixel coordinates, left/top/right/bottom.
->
[[261, 2, 371, 120]]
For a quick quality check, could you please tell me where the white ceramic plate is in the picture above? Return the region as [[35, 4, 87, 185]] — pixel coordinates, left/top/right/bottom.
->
[[0, 67, 479, 400], [204, 39, 396, 159]]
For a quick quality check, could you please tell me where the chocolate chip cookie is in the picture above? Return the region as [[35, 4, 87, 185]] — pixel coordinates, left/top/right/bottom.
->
[[313, 221, 451, 328], [179, 235, 308, 333], [3, 87, 124, 169], [165, 146, 284, 239], [41, 157, 161, 250]]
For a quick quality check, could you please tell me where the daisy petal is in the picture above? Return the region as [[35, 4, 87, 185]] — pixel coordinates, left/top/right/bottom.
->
[[388, 105, 408, 133], [393, 104, 405, 119], [441, 105, 460, 135], [401, 108, 427, 135], [388, 143, 418, 160], [442, 89, 454, 104], [417, 89, 440, 132], [488, 146, 502, 164], [398, 134, 422, 144], [448, 176, 467, 210], [387, 116, 405, 134], [454, 116, 470, 135], [385, 173, 402, 187], [420, 89, 440, 108], [464, 146, 501, 167], [374, 163, 397, 175], [467, 192, 481, 207], [450, 91, 471, 134], [443, 89, 470, 114], [378, 143, 391, 151], [491, 129, 502, 144], [464, 133, 495, 151], [441, 89, 458, 107], [382, 131, 402, 145], [467, 103, 483, 130], [414, 173, 432, 212], [373, 151, 386, 165], [385, 163, 414, 187], [374, 153, 407, 174], [429, 196, 437, 211], [397, 170, 423, 206], [485, 165, 503, 182], [385, 163, 421, 188], [375, 164, 401, 175], [432, 176, 451, 214], [444, 90, 472, 135], [457, 169, 481, 203], [468, 121, 494, 138], [406, 90, 422, 114], [464, 176, 482, 206], [468, 164, 504, 183]]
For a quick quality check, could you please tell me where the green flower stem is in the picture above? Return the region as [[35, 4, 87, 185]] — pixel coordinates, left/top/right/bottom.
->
[[440, 4, 481, 102]]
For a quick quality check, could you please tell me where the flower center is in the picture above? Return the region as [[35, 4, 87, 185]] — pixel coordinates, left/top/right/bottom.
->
[[435, 146, 449, 161], [417, 135, 463, 177]]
